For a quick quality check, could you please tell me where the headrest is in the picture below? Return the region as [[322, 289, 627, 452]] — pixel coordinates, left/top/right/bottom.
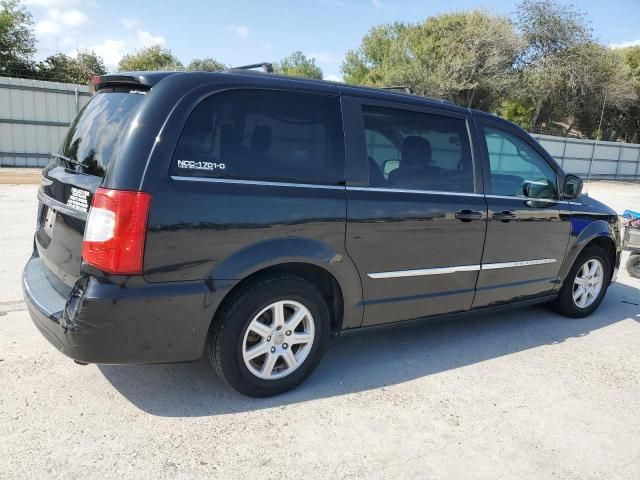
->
[[401, 136, 432, 168]]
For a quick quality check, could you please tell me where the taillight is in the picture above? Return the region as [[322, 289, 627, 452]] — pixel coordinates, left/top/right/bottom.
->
[[82, 188, 152, 274]]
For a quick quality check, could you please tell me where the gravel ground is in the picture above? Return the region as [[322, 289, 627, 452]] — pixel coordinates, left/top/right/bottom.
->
[[1, 180, 639, 480]]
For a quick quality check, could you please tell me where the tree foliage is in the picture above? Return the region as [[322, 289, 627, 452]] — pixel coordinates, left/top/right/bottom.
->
[[0, 0, 35, 76], [273, 51, 323, 79], [187, 57, 227, 72], [516, 0, 591, 64], [117, 45, 183, 72], [343, 0, 640, 142], [37, 51, 107, 84], [512, 0, 594, 131], [343, 11, 523, 110]]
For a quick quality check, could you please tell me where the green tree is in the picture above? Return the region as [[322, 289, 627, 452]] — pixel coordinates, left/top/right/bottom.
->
[[0, 0, 36, 77], [513, 0, 593, 130], [620, 46, 640, 88], [516, 0, 591, 64], [187, 57, 227, 72], [37, 51, 107, 84], [342, 11, 522, 110], [342, 23, 410, 86], [117, 45, 183, 72], [274, 51, 323, 79], [564, 43, 635, 140], [607, 46, 640, 142]]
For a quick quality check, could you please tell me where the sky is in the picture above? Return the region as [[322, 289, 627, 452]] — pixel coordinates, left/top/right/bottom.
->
[[24, 0, 640, 80]]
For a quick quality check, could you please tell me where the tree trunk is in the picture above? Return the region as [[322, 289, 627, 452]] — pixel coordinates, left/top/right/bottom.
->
[[531, 98, 543, 132], [467, 88, 476, 109]]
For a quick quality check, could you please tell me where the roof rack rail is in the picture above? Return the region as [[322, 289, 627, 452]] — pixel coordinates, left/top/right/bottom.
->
[[380, 85, 413, 94], [379, 85, 456, 105], [230, 62, 274, 73]]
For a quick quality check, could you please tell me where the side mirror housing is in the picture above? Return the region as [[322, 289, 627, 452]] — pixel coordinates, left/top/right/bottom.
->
[[563, 174, 583, 199], [522, 179, 554, 199]]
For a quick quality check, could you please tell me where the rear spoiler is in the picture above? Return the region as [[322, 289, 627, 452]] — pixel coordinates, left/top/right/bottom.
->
[[91, 72, 180, 92]]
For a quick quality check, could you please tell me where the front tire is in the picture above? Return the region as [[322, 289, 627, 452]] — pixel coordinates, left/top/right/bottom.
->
[[550, 246, 610, 318], [208, 275, 330, 397]]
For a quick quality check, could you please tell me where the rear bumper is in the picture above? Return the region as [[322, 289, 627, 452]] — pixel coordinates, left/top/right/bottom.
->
[[22, 256, 233, 364]]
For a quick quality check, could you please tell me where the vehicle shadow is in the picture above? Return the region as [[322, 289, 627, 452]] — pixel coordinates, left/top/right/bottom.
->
[[99, 281, 640, 417]]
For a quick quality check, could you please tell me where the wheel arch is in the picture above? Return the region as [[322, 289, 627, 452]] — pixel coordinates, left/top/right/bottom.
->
[[208, 237, 364, 334], [559, 219, 620, 284], [213, 262, 346, 335], [585, 236, 617, 274]]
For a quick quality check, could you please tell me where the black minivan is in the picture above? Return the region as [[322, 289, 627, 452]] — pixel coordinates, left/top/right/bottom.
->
[[23, 70, 621, 396]]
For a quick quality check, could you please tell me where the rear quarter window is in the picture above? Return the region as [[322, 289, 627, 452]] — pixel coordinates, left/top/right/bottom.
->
[[171, 89, 345, 185]]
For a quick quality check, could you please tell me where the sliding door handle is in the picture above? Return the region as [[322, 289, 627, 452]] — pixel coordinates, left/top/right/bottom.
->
[[492, 210, 516, 222], [455, 209, 483, 222]]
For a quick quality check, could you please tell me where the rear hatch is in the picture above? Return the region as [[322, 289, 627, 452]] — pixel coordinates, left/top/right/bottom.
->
[[36, 86, 147, 288]]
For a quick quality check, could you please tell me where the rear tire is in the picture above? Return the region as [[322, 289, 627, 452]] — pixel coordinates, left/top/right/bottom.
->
[[208, 275, 330, 397], [550, 246, 610, 318], [626, 253, 640, 279]]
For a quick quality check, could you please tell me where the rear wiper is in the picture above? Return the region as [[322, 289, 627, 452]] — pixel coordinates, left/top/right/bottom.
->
[[51, 153, 83, 167]]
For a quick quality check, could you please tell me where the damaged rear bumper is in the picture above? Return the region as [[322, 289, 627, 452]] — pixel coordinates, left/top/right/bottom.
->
[[22, 256, 231, 364]]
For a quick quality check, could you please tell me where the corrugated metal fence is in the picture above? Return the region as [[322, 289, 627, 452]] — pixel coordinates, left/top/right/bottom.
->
[[531, 134, 640, 181], [1, 75, 639, 179], [0, 76, 91, 167]]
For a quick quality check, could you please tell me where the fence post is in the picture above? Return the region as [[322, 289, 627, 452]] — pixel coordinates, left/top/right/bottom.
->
[[586, 139, 597, 183], [614, 144, 624, 180], [635, 147, 640, 181], [560, 137, 568, 169]]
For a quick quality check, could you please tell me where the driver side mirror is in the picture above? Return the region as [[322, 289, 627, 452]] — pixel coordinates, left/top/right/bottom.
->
[[563, 174, 583, 199]]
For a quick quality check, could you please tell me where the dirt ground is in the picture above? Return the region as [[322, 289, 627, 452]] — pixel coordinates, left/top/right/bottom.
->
[[0, 178, 639, 479], [0, 168, 41, 185]]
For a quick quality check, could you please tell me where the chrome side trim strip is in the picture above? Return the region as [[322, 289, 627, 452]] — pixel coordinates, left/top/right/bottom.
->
[[171, 177, 485, 197], [481, 258, 557, 270], [347, 186, 483, 197], [484, 194, 565, 204], [170, 175, 345, 190], [367, 264, 481, 279], [170, 176, 583, 208], [367, 258, 558, 279]]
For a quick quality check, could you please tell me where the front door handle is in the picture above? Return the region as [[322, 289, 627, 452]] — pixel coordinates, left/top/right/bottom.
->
[[455, 209, 483, 222], [492, 210, 517, 222]]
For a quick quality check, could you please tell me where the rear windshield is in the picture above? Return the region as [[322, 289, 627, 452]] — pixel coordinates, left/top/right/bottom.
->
[[60, 91, 145, 177]]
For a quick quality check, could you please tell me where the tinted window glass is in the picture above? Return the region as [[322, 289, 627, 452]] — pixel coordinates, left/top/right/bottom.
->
[[482, 126, 557, 199], [61, 91, 145, 177], [362, 106, 474, 192], [172, 90, 344, 184]]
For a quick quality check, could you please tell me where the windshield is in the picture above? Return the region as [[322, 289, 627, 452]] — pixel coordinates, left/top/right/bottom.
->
[[60, 91, 145, 177]]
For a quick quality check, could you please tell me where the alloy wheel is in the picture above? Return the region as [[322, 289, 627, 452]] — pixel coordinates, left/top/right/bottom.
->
[[572, 258, 604, 309], [242, 300, 315, 380]]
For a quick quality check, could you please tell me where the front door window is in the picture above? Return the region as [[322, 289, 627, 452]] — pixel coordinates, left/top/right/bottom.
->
[[482, 126, 557, 200]]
